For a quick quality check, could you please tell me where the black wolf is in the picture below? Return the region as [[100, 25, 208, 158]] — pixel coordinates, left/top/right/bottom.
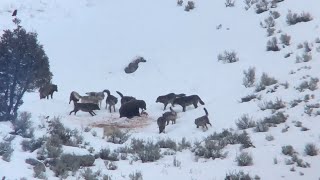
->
[[69, 102, 100, 116], [156, 93, 186, 110], [39, 84, 58, 99], [172, 95, 205, 112], [195, 108, 212, 130], [157, 116, 167, 134], [116, 91, 136, 105], [119, 100, 146, 119]]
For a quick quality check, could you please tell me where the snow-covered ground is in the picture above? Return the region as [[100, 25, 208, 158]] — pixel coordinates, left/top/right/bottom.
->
[[1, 0, 320, 179]]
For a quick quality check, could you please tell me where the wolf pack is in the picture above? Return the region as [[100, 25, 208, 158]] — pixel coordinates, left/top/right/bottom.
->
[[39, 83, 212, 133]]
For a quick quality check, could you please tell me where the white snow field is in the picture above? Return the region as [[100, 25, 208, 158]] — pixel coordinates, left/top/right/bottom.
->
[[1, 0, 320, 179]]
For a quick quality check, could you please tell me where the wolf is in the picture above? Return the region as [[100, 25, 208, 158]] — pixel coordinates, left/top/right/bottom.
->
[[105, 90, 118, 113], [69, 102, 100, 116], [124, 56, 147, 74], [119, 99, 146, 119], [157, 116, 167, 134], [172, 95, 205, 112], [162, 107, 178, 125], [39, 84, 58, 99], [85, 90, 107, 107], [116, 91, 136, 105], [194, 108, 212, 130], [156, 93, 186, 110], [69, 91, 81, 104]]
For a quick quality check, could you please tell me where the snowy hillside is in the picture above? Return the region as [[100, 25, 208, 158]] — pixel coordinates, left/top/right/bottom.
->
[[1, 0, 320, 179]]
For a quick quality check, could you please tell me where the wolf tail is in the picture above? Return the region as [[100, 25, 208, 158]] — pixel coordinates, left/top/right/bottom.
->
[[104, 89, 111, 96], [116, 91, 124, 98], [203, 108, 208, 116], [197, 96, 205, 105]]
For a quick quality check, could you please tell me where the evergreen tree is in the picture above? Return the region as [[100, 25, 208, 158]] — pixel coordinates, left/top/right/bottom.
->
[[0, 18, 52, 121]]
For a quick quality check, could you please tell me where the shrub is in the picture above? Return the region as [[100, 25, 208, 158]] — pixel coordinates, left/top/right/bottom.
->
[[12, 111, 34, 138], [266, 27, 275, 37], [296, 78, 319, 92], [296, 52, 312, 63], [261, 16, 275, 28], [286, 11, 313, 25], [129, 171, 143, 180], [264, 112, 287, 125], [270, 10, 280, 19], [218, 50, 239, 63], [244, 0, 256, 10], [184, 1, 195, 11], [291, 154, 310, 168], [260, 73, 278, 86], [304, 143, 318, 156], [266, 37, 280, 51], [243, 67, 256, 88], [236, 152, 253, 166], [239, 94, 260, 103], [194, 140, 227, 159], [236, 114, 256, 130], [0, 141, 14, 162], [99, 148, 119, 161], [281, 145, 295, 156], [21, 136, 46, 152], [106, 128, 130, 144], [258, 98, 286, 111], [177, 137, 191, 151], [105, 160, 118, 170], [280, 34, 291, 46], [136, 141, 161, 163], [81, 168, 101, 180], [156, 138, 177, 151], [225, 0, 235, 7], [25, 158, 46, 178], [177, 0, 183, 6], [255, 0, 269, 14], [265, 134, 274, 141], [173, 156, 181, 167], [254, 121, 269, 132], [225, 170, 255, 180]]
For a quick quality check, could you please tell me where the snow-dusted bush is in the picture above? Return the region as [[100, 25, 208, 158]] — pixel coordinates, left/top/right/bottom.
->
[[264, 112, 287, 125], [255, 73, 278, 92], [178, 137, 191, 151], [157, 138, 177, 151], [243, 67, 256, 88], [100, 148, 119, 161], [105, 160, 118, 170], [225, 0, 235, 7], [286, 11, 313, 25], [291, 154, 310, 168], [129, 139, 161, 163], [193, 140, 227, 159], [296, 78, 319, 92], [282, 145, 295, 156], [106, 128, 130, 144], [236, 152, 253, 166], [261, 16, 275, 28], [270, 10, 280, 19], [129, 171, 143, 180], [225, 170, 257, 180], [81, 168, 101, 180], [177, 0, 183, 6], [12, 111, 34, 138], [0, 141, 13, 162], [45, 135, 63, 158], [25, 158, 46, 179], [265, 134, 274, 141], [304, 143, 318, 156], [266, 27, 275, 37], [173, 156, 181, 167], [266, 37, 280, 51], [244, 0, 257, 10], [258, 98, 286, 111], [218, 50, 239, 63], [280, 34, 291, 46], [296, 52, 312, 63], [184, 1, 195, 11], [236, 114, 256, 130], [255, 0, 269, 14], [254, 121, 269, 132], [21, 136, 46, 152], [240, 94, 260, 103]]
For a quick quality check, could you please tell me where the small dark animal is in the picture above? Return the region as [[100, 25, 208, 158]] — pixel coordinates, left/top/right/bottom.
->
[[195, 108, 212, 130], [69, 91, 81, 104], [105, 90, 118, 113], [172, 95, 205, 112], [124, 56, 147, 74], [119, 99, 146, 119], [12, 9, 17, 16], [156, 93, 186, 110], [116, 91, 136, 105], [39, 84, 58, 99], [162, 107, 178, 125], [157, 116, 167, 134], [69, 102, 100, 116]]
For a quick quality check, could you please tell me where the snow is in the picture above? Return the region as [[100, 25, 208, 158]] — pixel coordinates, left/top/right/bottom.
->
[[1, 0, 320, 179]]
